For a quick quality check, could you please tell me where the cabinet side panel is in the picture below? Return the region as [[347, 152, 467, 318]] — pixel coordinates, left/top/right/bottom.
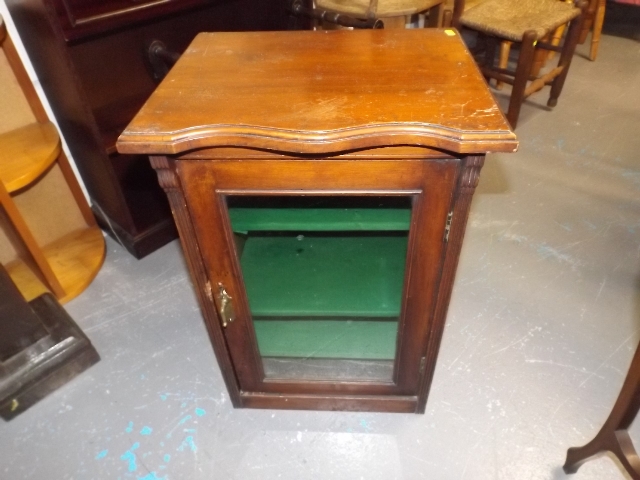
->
[[150, 156, 242, 407], [390, 159, 460, 393], [416, 155, 485, 413]]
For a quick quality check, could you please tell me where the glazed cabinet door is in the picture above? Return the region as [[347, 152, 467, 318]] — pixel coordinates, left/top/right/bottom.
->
[[177, 157, 459, 409]]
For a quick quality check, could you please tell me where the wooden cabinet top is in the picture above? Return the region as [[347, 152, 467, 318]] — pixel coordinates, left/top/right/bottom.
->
[[118, 29, 518, 156]]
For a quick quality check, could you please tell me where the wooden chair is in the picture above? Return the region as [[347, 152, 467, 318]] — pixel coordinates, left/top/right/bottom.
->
[[495, 0, 601, 89], [293, 0, 451, 29], [452, 0, 587, 129]]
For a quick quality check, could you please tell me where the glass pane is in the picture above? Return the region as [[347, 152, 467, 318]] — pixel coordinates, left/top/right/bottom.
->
[[227, 196, 412, 382]]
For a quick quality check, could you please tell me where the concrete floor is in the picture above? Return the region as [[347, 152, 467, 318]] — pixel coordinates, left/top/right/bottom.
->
[[2, 16, 640, 480]]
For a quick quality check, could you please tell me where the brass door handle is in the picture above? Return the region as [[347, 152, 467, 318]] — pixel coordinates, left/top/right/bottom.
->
[[216, 283, 235, 328]]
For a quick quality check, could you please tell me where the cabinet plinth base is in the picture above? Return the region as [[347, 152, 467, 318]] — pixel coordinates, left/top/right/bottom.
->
[[0, 293, 100, 420]]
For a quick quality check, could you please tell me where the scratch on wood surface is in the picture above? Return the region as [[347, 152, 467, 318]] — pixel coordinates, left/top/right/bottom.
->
[[308, 97, 348, 120]]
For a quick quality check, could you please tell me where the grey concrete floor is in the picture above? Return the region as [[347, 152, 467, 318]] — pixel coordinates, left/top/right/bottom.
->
[[2, 23, 640, 480]]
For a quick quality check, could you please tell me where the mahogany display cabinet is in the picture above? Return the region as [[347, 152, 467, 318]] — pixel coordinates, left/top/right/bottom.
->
[[5, 0, 289, 258], [118, 29, 518, 412]]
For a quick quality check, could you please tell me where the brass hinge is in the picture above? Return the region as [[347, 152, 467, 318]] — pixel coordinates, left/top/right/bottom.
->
[[444, 211, 453, 243]]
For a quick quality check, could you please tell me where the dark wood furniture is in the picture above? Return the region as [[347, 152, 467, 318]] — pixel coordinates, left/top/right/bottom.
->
[[0, 264, 99, 420], [564, 340, 640, 478], [4, 0, 289, 258], [118, 29, 517, 412]]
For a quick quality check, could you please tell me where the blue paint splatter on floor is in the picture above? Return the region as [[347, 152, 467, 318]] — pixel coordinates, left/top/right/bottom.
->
[[195, 408, 206, 417], [140, 426, 153, 435], [167, 415, 193, 439], [177, 436, 197, 453], [125, 421, 134, 433], [359, 419, 372, 431], [163, 454, 171, 463], [120, 442, 140, 472], [95, 450, 108, 460], [137, 472, 165, 480], [184, 428, 196, 433], [160, 394, 167, 401], [181, 402, 187, 408], [177, 415, 192, 426]]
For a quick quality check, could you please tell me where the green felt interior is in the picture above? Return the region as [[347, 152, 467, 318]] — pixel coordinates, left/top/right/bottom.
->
[[229, 198, 410, 361], [229, 208, 411, 232], [254, 319, 398, 360], [239, 234, 408, 317]]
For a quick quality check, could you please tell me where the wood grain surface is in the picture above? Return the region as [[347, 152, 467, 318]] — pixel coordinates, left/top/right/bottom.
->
[[118, 29, 517, 156]]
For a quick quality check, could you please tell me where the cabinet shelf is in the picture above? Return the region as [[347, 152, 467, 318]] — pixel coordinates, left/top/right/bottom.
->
[[5, 226, 105, 303], [228, 196, 412, 233], [230, 207, 411, 232], [254, 319, 397, 360], [240, 233, 408, 317], [0, 122, 59, 193]]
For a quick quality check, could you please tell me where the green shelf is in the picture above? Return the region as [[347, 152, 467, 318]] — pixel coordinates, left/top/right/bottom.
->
[[254, 319, 397, 360], [240, 233, 408, 317], [229, 208, 411, 233]]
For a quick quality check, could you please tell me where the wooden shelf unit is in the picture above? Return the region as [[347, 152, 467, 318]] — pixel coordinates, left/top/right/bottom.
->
[[0, 17, 105, 303]]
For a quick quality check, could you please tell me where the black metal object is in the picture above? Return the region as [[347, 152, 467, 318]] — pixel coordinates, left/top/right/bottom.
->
[[0, 266, 99, 420], [289, 0, 384, 29], [145, 39, 182, 83]]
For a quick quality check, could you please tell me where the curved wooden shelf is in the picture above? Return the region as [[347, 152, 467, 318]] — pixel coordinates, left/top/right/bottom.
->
[[1, 13, 104, 304], [5, 226, 106, 303], [0, 122, 61, 193]]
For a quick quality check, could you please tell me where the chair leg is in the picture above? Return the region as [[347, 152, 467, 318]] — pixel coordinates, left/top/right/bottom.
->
[[496, 41, 511, 90], [548, 4, 585, 107], [579, 0, 599, 44], [506, 30, 537, 129], [589, 0, 606, 61], [564, 341, 640, 479], [530, 33, 552, 78], [383, 15, 407, 29], [426, 3, 445, 27], [482, 36, 498, 85]]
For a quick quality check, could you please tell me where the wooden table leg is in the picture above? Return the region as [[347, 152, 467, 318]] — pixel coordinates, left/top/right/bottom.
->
[[564, 341, 640, 478]]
